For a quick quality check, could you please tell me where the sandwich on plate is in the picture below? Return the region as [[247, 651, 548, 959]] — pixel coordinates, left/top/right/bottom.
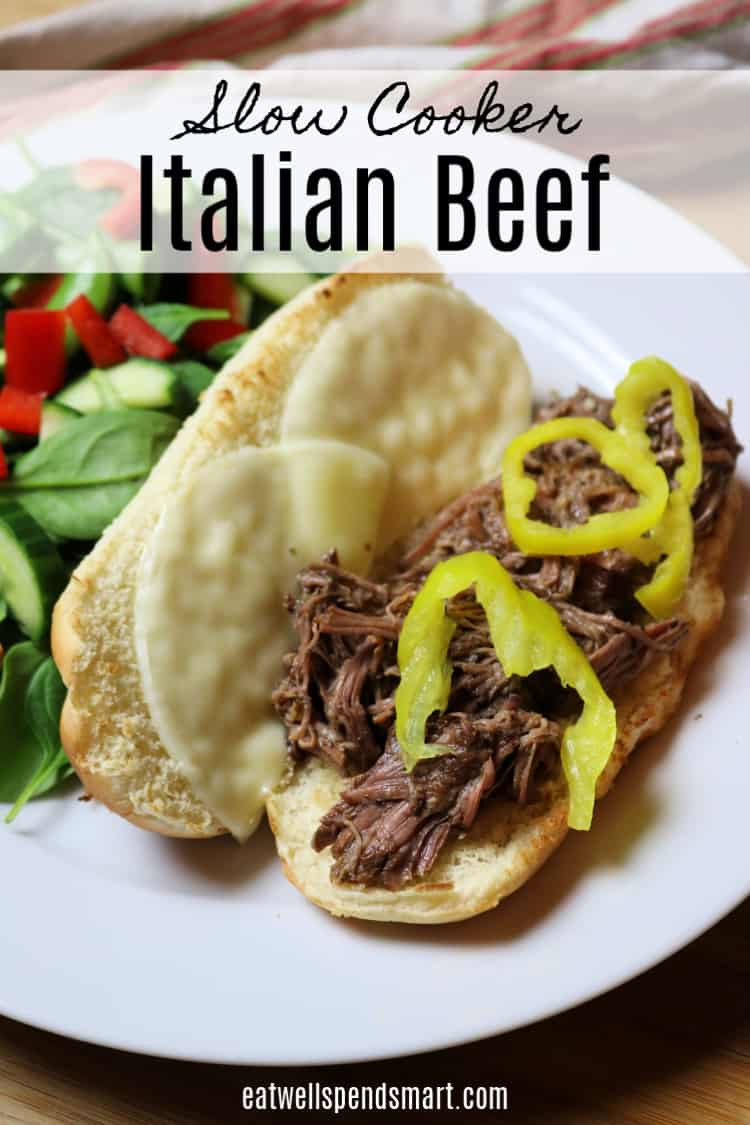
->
[[52, 256, 741, 923]]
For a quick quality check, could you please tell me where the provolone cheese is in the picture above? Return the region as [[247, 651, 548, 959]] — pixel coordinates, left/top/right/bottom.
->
[[135, 440, 389, 840], [280, 281, 532, 547]]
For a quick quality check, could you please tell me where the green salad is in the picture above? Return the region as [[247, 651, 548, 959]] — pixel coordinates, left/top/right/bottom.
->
[[0, 245, 316, 822]]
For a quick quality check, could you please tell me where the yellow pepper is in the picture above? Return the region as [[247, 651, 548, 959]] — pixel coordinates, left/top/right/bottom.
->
[[395, 551, 616, 830], [612, 357, 702, 617], [501, 357, 702, 617], [502, 416, 669, 556]]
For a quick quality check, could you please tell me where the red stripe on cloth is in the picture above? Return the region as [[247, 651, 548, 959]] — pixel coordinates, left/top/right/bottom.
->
[[453, 0, 617, 48], [190, 0, 356, 61], [115, 0, 340, 67], [547, 8, 750, 66], [453, 0, 556, 47], [470, 0, 621, 69], [115, 0, 295, 66], [621, 0, 742, 37], [509, 0, 750, 68], [1, 2, 354, 137]]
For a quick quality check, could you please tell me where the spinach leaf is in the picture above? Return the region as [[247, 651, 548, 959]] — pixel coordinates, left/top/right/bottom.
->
[[0, 642, 46, 803], [25, 656, 66, 755], [206, 331, 252, 367], [5, 410, 179, 540], [137, 303, 229, 342], [11, 410, 179, 488], [18, 480, 142, 541], [120, 271, 161, 304], [4, 652, 73, 823], [171, 360, 216, 405]]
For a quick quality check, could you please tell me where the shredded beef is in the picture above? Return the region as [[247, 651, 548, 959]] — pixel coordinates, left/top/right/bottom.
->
[[314, 715, 560, 889], [272, 380, 740, 889], [685, 384, 742, 535], [542, 381, 742, 537]]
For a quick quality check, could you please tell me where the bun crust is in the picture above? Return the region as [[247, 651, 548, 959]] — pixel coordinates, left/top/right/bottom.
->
[[51, 262, 444, 838], [266, 480, 740, 923]]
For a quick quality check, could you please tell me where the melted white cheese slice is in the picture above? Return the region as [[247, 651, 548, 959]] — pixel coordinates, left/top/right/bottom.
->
[[135, 440, 389, 840], [280, 280, 532, 548]]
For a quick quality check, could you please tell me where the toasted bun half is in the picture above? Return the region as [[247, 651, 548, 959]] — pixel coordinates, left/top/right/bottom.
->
[[52, 263, 442, 837], [266, 480, 740, 923], [53, 253, 531, 839]]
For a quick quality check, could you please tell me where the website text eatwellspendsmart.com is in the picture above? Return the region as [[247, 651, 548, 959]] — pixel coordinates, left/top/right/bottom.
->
[[242, 1081, 510, 1113]]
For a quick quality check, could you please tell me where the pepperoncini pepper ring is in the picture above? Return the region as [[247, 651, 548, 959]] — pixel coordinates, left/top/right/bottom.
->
[[630, 492, 694, 618], [612, 357, 703, 618], [501, 416, 670, 557], [612, 358, 702, 501], [395, 551, 616, 831], [501, 358, 703, 617]]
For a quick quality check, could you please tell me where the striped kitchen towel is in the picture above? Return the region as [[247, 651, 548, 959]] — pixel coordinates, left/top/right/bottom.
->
[[1, 0, 749, 69]]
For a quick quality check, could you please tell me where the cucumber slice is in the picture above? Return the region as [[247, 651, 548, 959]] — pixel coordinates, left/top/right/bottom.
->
[[0, 502, 66, 641], [47, 268, 116, 315], [241, 254, 315, 305], [57, 359, 181, 413], [56, 375, 102, 413], [90, 369, 123, 409], [108, 360, 181, 409], [40, 401, 81, 442]]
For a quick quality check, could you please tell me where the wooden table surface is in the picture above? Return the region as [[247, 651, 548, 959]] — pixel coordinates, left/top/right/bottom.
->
[[1, 3, 749, 1123]]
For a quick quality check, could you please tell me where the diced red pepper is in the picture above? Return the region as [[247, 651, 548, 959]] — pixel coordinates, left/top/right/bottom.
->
[[74, 159, 140, 240], [109, 304, 178, 361], [0, 386, 43, 435], [11, 275, 62, 309], [185, 319, 246, 353], [0, 446, 8, 481], [185, 274, 248, 352], [66, 294, 126, 368], [187, 274, 242, 318], [5, 309, 66, 395]]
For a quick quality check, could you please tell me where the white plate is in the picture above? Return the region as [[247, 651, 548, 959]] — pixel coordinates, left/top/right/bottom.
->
[[2, 260, 749, 1064]]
